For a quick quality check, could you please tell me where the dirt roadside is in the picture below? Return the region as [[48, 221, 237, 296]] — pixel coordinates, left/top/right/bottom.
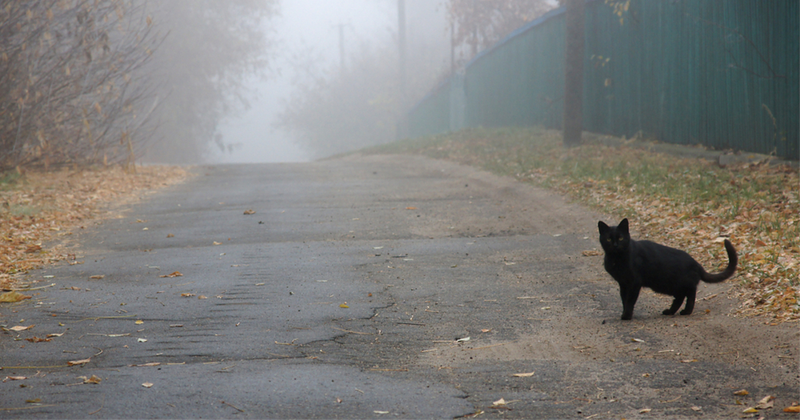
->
[[317, 154, 799, 419]]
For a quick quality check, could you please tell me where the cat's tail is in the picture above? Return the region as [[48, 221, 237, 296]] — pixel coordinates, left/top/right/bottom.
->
[[701, 240, 738, 283]]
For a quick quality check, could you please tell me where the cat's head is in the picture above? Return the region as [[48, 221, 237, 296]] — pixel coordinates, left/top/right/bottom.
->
[[598, 218, 630, 254]]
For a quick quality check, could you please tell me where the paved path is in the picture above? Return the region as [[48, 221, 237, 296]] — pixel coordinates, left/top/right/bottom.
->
[[1, 155, 797, 418]]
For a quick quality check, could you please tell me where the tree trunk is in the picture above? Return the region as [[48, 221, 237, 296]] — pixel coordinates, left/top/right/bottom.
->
[[562, 0, 585, 148]]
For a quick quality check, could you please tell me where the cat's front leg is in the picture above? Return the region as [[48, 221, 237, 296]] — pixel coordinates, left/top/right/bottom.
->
[[620, 284, 640, 320]]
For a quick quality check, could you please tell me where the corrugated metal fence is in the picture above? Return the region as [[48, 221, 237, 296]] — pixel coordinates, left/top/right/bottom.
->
[[402, 0, 799, 160]]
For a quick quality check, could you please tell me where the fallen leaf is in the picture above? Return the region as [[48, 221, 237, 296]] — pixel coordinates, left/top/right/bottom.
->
[[691, 406, 701, 411], [181, 293, 195, 297], [25, 244, 42, 253], [512, 371, 535, 377], [135, 320, 144, 325], [639, 408, 651, 414], [582, 249, 602, 256], [374, 411, 389, 415], [89, 274, 105, 279], [784, 405, 800, 413], [480, 328, 492, 333], [339, 303, 349, 308], [83, 375, 102, 384], [198, 295, 207, 300], [492, 398, 506, 406], [456, 337, 471, 342], [68, 358, 91, 366], [631, 338, 645, 343], [131, 362, 161, 367], [24, 336, 51, 343], [734, 389, 750, 396], [680, 359, 697, 363], [8, 325, 35, 332], [243, 209, 256, 215], [138, 338, 147, 343], [0, 291, 33, 303], [142, 382, 154, 388], [742, 407, 758, 413], [160, 271, 183, 278], [46, 333, 64, 338], [756, 395, 774, 409], [166, 233, 174, 238], [26, 398, 41, 404], [213, 241, 221, 245], [4, 376, 27, 381], [405, 207, 417, 210]]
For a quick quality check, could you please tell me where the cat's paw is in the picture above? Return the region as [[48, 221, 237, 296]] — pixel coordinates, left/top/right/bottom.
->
[[620, 313, 633, 320], [679, 309, 693, 315], [662, 309, 677, 315]]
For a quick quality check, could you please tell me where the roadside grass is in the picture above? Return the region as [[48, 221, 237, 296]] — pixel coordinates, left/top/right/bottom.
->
[[367, 127, 800, 322]]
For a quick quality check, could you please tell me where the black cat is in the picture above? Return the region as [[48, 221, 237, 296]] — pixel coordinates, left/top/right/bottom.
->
[[598, 218, 737, 320]]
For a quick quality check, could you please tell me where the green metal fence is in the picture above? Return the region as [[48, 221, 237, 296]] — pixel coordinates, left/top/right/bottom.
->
[[404, 0, 799, 160]]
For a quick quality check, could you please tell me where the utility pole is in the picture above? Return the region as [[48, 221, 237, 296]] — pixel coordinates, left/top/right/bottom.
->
[[398, 0, 406, 105], [337, 22, 346, 74], [562, 0, 585, 148], [450, 21, 455, 73]]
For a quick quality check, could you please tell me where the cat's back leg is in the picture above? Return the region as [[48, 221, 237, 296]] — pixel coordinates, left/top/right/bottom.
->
[[679, 288, 696, 315], [663, 294, 685, 315]]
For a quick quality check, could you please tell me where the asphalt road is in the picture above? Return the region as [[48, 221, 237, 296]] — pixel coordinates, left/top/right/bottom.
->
[[1, 154, 797, 419]]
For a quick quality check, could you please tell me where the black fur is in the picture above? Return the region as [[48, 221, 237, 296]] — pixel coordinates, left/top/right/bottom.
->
[[598, 218, 737, 320]]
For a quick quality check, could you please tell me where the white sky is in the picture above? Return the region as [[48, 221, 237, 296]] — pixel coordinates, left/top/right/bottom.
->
[[213, 0, 448, 164]]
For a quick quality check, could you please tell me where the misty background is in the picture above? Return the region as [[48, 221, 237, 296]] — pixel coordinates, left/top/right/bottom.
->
[[215, 0, 456, 164], [0, 0, 555, 170], [216, 0, 451, 163]]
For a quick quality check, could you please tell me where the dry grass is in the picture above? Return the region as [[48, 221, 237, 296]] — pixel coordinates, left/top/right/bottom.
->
[[369, 127, 799, 322], [0, 165, 190, 290]]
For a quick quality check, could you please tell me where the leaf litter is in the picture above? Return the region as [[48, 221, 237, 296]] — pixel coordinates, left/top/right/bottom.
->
[[369, 127, 799, 322], [0, 165, 189, 291]]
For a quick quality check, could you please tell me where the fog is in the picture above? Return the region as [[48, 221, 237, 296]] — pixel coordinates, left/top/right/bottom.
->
[[213, 0, 450, 164]]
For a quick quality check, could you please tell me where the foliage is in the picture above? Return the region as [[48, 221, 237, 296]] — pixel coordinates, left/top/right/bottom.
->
[[0, 0, 277, 170], [367, 127, 800, 321], [0, 0, 159, 170], [446, 0, 553, 62]]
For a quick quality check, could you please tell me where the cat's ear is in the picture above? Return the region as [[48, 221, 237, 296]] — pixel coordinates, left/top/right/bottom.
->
[[618, 218, 629, 233], [598, 221, 609, 234]]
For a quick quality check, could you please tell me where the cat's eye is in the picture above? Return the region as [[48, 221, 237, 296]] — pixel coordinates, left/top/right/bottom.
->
[[618, 236, 623, 241], [606, 238, 611, 242]]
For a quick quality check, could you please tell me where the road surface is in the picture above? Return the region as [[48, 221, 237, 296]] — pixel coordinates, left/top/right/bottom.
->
[[1, 154, 797, 418]]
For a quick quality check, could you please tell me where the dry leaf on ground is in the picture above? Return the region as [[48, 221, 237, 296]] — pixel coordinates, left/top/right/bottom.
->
[[0, 291, 32, 303], [8, 325, 35, 332], [81, 375, 102, 384], [160, 271, 183, 278], [512, 371, 535, 377]]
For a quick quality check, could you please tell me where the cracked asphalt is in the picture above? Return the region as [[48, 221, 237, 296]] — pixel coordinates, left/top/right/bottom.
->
[[1, 154, 797, 419]]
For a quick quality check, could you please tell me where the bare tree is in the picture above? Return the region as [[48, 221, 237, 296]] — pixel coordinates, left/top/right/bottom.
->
[[446, 0, 553, 63], [0, 0, 160, 170]]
